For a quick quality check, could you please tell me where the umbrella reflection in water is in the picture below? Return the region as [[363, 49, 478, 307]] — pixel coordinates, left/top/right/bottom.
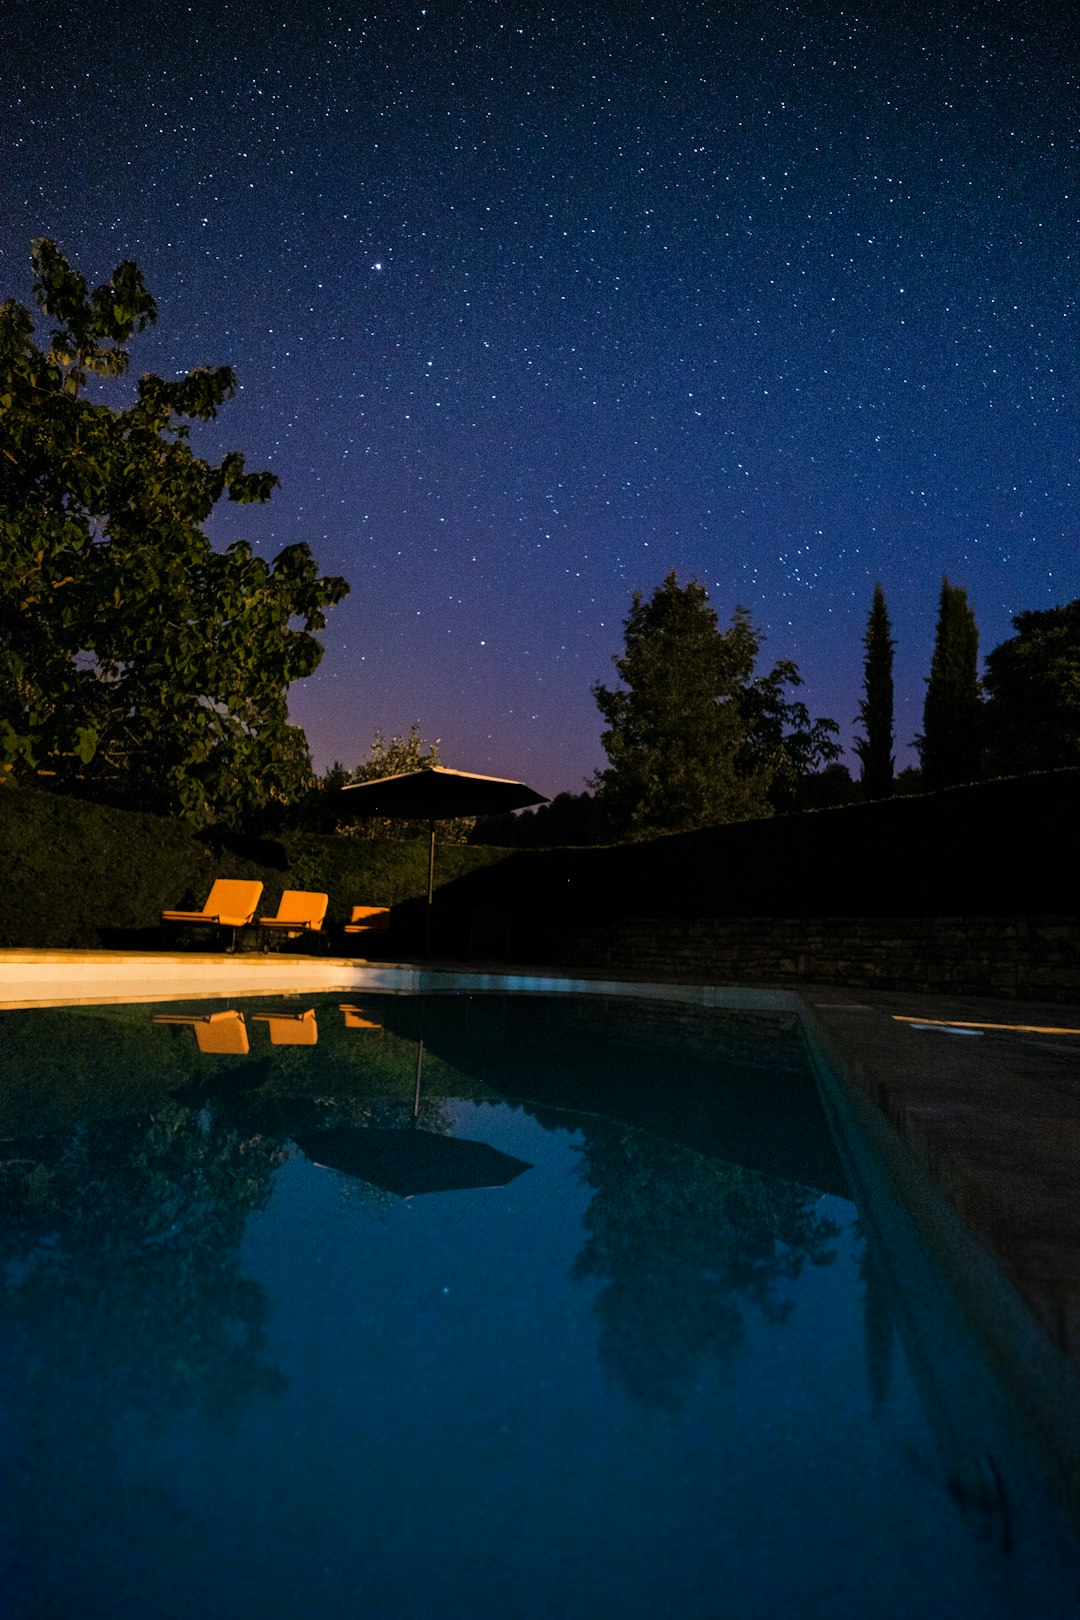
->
[[293, 1125, 531, 1199], [294, 1021, 532, 1197]]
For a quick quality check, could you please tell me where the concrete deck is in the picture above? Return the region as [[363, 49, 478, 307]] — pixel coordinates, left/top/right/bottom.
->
[[806, 986, 1080, 1381]]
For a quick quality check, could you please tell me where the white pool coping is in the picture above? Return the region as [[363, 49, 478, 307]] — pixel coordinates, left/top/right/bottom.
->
[[0, 948, 801, 1012]]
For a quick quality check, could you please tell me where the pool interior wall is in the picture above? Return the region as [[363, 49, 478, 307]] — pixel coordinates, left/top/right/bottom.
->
[[1, 965, 1079, 1618]]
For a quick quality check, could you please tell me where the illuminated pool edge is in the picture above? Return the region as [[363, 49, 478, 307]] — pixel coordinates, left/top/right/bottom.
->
[[0, 948, 803, 1011]]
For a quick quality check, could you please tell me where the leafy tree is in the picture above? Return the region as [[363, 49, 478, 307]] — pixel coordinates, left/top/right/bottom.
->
[[733, 628, 843, 812], [853, 582, 895, 800], [349, 721, 442, 783], [982, 599, 1080, 777], [592, 572, 840, 837], [0, 239, 348, 827], [795, 762, 859, 811], [917, 577, 981, 790], [476, 788, 609, 847], [331, 723, 473, 844], [893, 765, 924, 796]]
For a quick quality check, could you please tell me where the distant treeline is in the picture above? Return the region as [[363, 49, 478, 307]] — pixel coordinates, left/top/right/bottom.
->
[[479, 580, 1080, 849]]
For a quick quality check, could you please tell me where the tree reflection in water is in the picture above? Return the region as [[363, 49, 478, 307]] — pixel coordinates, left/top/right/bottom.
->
[[571, 1118, 841, 1410], [0, 1101, 287, 1431]]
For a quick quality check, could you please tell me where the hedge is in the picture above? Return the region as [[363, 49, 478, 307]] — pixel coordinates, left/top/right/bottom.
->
[[430, 768, 1080, 942]]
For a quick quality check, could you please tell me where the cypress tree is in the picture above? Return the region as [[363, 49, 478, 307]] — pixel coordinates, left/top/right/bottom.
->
[[918, 577, 982, 790], [853, 583, 895, 800]]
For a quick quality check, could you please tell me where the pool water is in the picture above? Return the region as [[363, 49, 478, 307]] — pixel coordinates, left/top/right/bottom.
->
[[1, 991, 1077, 1618]]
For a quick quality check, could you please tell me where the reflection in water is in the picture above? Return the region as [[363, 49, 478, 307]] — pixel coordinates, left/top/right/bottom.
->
[[861, 1227, 896, 1410], [295, 1123, 532, 1197], [0, 992, 1075, 1617], [0, 993, 843, 1448], [571, 1120, 839, 1410], [0, 1100, 288, 1613], [249, 1007, 320, 1046], [153, 1008, 252, 1053], [0, 1103, 286, 1429]]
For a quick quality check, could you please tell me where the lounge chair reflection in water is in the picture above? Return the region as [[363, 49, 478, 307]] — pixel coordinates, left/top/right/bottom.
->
[[153, 1007, 320, 1050], [340, 1004, 383, 1031], [152, 1010, 250, 1054], [250, 1008, 319, 1045]]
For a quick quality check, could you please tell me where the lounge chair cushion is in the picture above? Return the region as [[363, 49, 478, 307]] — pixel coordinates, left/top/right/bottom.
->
[[343, 905, 391, 934]]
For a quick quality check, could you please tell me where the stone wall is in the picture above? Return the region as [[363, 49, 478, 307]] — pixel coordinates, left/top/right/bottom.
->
[[546, 915, 1080, 1001]]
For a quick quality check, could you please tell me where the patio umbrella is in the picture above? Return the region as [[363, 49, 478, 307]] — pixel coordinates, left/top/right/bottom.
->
[[335, 766, 548, 949], [292, 1124, 532, 1198]]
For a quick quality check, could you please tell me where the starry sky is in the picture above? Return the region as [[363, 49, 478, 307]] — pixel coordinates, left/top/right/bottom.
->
[[3, 0, 1077, 796]]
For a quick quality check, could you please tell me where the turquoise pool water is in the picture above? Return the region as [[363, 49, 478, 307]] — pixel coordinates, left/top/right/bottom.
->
[[1, 990, 1077, 1618]]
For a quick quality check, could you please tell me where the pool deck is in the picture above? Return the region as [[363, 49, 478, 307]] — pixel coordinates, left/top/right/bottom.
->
[[1, 948, 1078, 1391], [805, 984, 1080, 1381]]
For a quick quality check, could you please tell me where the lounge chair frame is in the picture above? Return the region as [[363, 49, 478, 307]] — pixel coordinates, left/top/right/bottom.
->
[[257, 890, 329, 952]]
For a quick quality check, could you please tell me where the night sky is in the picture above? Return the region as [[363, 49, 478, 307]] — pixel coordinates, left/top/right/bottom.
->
[[4, 0, 1077, 797]]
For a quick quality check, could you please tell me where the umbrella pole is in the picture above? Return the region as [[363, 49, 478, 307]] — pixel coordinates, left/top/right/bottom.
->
[[412, 1038, 425, 1121], [425, 819, 436, 955]]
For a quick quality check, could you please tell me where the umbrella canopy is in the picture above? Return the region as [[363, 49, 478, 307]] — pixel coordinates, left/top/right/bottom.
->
[[337, 764, 547, 821], [293, 1125, 532, 1198], [335, 766, 548, 950]]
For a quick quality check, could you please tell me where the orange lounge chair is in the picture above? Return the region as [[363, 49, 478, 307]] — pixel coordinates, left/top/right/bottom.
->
[[161, 879, 264, 951], [257, 890, 329, 949], [342, 905, 391, 941], [250, 1008, 319, 1046], [152, 1010, 250, 1054]]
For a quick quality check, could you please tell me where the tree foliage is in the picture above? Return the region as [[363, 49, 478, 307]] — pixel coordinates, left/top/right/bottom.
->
[[478, 788, 609, 847], [795, 762, 859, 811], [853, 582, 895, 800], [917, 577, 982, 790], [982, 599, 1080, 777], [329, 723, 474, 844], [0, 239, 348, 827], [592, 572, 840, 837], [574, 1123, 839, 1410]]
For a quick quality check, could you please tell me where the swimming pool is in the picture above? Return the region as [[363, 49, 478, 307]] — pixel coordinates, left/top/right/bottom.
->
[[1, 987, 1077, 1618]]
